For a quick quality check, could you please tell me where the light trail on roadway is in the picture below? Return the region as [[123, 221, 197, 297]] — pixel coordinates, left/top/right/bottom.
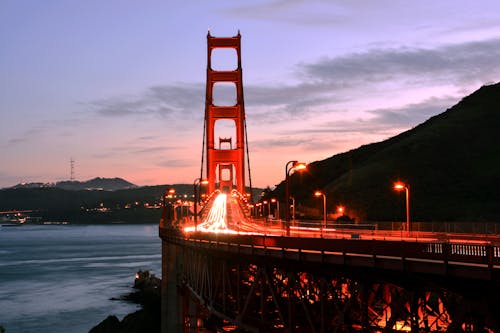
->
[[183, 193, 499, 246]]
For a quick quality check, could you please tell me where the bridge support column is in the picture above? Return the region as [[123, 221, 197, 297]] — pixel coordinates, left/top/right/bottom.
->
[[320, 278, 326, 333], [410, 291, 419, 333], [184, 289, 201, 333], [161, 241, 183, 333], [359, 283, 369, 333], [383, 284, 392, 325]]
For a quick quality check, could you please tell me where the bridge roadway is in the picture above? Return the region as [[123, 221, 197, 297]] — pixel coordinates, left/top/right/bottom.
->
[[161, 193, 500, 332], [175, 193, 500, 284]]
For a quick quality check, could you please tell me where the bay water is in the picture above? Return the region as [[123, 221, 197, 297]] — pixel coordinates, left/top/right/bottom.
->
[[0, 224, 161, 333]]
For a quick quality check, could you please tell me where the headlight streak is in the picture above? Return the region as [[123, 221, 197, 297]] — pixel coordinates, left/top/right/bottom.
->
[[185, 193, 232, 234], [183, 193, 340, 236]]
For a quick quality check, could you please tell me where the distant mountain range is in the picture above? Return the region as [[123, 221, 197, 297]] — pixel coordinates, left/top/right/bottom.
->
[[11, 177, 137, 191], [273, 82, 500, 222]]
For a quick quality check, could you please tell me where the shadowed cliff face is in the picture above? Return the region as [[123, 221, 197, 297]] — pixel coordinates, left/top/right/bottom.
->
[[89, 271, 161, 333], [89, 310, 160, 333]]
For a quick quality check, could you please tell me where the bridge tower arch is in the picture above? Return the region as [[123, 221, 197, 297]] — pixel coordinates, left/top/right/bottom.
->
[[204, 31, 247, 194]]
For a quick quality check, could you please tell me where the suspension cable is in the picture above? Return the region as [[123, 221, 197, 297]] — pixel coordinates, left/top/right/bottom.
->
[[200, 107, 206, 181], [244, 118, 253, 203]]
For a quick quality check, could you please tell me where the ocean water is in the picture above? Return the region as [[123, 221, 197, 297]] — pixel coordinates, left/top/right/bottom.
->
[[0, 224, 161, 333]]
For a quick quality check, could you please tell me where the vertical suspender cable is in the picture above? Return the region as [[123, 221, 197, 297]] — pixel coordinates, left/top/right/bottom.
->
[[200, 113, 206, 181], [240, 59, 253, 203], [244, 118, 253, 202]]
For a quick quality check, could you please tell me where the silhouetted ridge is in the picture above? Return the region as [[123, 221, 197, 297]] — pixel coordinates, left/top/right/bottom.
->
[[56, 177, 137, 191]]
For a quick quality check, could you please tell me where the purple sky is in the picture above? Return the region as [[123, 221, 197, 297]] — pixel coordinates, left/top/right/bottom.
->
[[1, 1, 500, 188]]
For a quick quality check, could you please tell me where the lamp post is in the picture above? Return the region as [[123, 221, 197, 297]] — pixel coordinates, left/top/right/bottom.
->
[[160, 188, 175, 227], [263, 200, 269, 217], [193, 178, 208, 231], [394, 182, 410, 234], [256, 202, 262, 217], [248, 204, 254, 218], [271, 198, 279, 220], [167, 188, 176, 221], [285, 160, 307, 236], [314, 191, 327, 232]]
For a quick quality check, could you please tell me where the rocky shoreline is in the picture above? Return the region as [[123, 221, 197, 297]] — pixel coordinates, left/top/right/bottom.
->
[[89, 271, 161, 333]]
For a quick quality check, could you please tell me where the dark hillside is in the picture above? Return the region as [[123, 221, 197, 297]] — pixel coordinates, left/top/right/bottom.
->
[[275, 83, 500, 222], [0, 184, 184, 223], [0, 183, 265, 223]]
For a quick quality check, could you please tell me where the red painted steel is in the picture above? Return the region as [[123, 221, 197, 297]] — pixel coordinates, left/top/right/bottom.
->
[[205, 31, 246, 194]]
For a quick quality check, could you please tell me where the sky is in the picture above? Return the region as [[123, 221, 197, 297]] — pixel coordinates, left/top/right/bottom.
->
[[1, 0, 500, 189]]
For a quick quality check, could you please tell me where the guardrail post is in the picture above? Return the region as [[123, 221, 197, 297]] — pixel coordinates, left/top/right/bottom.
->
[[486, 245, 493, 271], [442, 242, 451, 275]]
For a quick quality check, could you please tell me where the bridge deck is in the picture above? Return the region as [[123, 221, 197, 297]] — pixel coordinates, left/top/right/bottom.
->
[[164, 192, 500, 283], [160, 194, 500, 332]]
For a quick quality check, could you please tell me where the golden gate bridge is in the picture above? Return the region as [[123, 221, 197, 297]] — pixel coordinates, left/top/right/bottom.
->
[[159, 32, 500, 333]]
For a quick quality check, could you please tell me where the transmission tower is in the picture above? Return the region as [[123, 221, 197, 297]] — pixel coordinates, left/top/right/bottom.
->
[[70, 157, 75, 181]]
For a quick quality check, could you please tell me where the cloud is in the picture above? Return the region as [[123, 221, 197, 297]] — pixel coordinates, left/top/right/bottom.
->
[[225, 0, 348, 26], [91, 145, 177, 159], [137, 135, 158, 141], [245, 96, 457, 163], [134, 146, 172, 154], [156, 159, 195, 168], [366, 97, 455, 128], [225, 0, 307, 19], [5, 125, 48, 146], [7, 137, 28, 145], [251, 137, 311, 149], [90, 83, 204, 119], [282, 96, 455, 137], [87, 38, 500, 144], [298, 38, 500, 86], [245, 38, 500, 128]]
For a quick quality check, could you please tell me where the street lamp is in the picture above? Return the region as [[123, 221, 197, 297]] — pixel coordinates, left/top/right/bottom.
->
[[167, 188, 177, 221], [263, 200, 269, 215], [314, 191, 327, 230], [394, 182, 410, 234], [160, 188, 176, 228], [285, 160, 307, 236], [248, 204, 255, 217], [271, 198, 279, 220], [193, 178, 208, 231]]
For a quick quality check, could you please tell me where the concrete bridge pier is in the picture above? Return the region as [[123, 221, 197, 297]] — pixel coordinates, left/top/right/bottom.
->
[[161, 240, 183, 333]]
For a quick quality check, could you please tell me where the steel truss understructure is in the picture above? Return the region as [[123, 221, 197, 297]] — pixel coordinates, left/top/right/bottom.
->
[[176, 245, 496, 333]]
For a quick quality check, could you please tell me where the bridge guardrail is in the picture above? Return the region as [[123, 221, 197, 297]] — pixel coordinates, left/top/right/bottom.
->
[[160, 227, 500, 280]]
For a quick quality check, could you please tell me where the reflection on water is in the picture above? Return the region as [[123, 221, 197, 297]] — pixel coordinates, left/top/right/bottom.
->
[[0, 224, 161, 333]]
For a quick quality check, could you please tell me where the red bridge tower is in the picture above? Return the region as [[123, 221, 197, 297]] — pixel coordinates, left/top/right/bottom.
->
[[204, 31, 247, 194]]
